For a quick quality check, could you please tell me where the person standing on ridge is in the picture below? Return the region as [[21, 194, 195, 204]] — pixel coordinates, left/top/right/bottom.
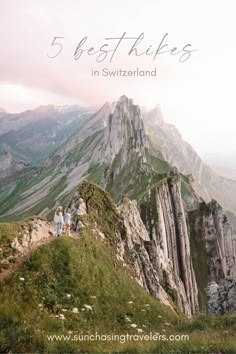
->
[[64, 207, 72, 236], [54, 206, 64, 237], [75, 197, 87, 233]]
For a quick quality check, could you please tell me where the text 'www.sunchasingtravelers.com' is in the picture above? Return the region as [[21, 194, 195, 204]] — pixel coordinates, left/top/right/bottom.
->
[[47, 332, 189, 344]]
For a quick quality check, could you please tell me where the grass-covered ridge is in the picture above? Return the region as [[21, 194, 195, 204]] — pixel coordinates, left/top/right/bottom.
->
[[1, 233, 236, 353], [77, 181, 122, 246], [0, 235, 178, 353]]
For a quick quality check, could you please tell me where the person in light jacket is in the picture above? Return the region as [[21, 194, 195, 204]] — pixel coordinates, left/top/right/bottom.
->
[[75, 197, 87, 232], [64, 207, 72, 236], [54, 206, 64, 237]]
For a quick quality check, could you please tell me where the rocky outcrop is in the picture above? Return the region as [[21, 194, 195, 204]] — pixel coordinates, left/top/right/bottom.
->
[[138, 171, 199, 316], [189, 200, 236, 314], [101, 95, 148, 166], [11, 218, 55, 255], [0, 218, 55, 280], [208, 280, 236, 315], [118, 197, 199, 317]]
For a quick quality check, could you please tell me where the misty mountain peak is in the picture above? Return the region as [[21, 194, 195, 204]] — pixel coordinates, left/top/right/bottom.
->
[[101, 96, 148, 165], [144, 104, 164, 127], [116, 95, 136, 114]]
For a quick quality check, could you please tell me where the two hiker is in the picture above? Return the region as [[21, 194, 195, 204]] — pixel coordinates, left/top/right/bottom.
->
[[54, 197, 86, 237], [54, 206, 71, 237]]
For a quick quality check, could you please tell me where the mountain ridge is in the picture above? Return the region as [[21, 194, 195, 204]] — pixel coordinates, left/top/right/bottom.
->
[[0, 104, 93, 165], [143, 104, 236, 217]]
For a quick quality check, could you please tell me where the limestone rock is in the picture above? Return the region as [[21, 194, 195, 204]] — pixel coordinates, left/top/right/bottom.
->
[[119, 183, 199, 317], [190, 200, 236, 314], [137, 175, 199, 317], [11, 219, 54, 255]]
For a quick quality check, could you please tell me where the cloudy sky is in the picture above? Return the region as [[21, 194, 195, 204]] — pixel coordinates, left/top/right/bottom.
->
[[0, 0, 236, 158]]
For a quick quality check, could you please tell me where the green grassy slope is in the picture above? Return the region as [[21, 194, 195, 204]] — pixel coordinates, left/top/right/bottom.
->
[[1, 234, 236, 353], [0, 235, 179, 353]]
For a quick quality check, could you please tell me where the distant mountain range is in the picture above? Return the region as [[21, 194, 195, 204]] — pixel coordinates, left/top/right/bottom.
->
[[0, 104, 93, 165]]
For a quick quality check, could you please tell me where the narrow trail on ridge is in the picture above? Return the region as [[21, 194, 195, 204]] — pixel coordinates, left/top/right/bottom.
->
[[0, 221, 80, 282]]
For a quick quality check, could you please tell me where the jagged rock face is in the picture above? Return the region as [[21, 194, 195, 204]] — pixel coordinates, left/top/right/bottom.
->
[[101, 97, 151, 192], [101, 96, 148, 166], [189, 200, 236, 314], [190, 201, 236, 283], [208, 280, 236, 315], [139, 174, 199, 316], [0, 218, 55, 279], [118, 197, 199, 317], [11, 219, 55, 255]]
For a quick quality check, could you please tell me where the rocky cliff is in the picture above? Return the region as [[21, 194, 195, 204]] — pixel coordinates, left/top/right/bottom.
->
[[189, 201, 236, 314], [0, 218, 54, 279], [119, 196, 198, 317], [101, 95, 148, 165], [138, 170, 199, 316]]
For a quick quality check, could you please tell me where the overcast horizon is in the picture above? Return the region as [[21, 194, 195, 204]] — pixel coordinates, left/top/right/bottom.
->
[[1, 0, 236, 158]]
